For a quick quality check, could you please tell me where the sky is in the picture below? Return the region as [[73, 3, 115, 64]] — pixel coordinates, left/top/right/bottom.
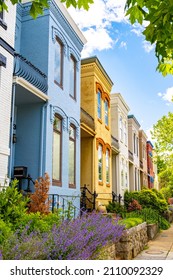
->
[[67, 0, 173, 141]]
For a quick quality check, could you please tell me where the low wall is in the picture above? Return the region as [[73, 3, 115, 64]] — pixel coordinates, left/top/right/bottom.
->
[[99, 222, 148, 260], [147, 223, 159, 240], [116, 222, 148, 260]]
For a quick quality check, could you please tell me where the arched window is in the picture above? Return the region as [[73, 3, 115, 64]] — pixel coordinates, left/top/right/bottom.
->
[[52, 115, 62, 185], [69, 124, 76, 188], [98, 144, 103, 182], [105, 99, 109, 126], [106, 149, 110, 184], [54, 37, 63, 87], [69, 55, 76, 99], [97, 90, 102, 120]]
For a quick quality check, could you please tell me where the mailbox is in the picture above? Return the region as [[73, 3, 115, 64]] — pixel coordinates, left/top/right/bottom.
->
[[14, 166, 27, 179]]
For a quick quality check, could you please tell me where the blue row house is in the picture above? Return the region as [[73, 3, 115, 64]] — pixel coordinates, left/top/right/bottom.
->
[[9, 0, 86, 211]]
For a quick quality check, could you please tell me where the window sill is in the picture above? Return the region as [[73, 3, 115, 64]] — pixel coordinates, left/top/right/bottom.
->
[[52, 180, 62, 187], [98, 181, 103, 186], [98, 118, 102, 124], [69, 94, 76, 101], [106, 183, 110, 187], [54, 80, 63, 90], [69, 184, 76, 189], [105, 125, 109, 130], [0, 19, 7, 30]]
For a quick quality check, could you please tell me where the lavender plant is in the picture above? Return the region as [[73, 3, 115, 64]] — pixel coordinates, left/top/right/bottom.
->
[[1, 212, 124, 260]]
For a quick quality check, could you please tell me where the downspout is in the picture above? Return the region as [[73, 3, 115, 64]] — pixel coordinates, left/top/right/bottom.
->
[[8, 83, 16, 180], [39, 102, 48, 177]]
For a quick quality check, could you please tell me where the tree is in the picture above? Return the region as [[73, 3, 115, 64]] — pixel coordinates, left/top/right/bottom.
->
[[152, 112, 173, 154], [125, 0, 173, 76], [0, 0, 93, 18], [1, 0, 173, 76]]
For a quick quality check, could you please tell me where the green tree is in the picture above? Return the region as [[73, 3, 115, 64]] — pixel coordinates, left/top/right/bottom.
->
[[0, 0, 93, 18], [125, 0, 173, 76], [1, 0, 173, 76]]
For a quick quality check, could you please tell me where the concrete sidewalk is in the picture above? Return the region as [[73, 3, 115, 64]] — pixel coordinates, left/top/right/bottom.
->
[[134, 224, 173, 260]]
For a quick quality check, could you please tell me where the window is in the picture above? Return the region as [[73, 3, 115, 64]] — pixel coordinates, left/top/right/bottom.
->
[[106, 149, 110, 184], [97, 91, 102, 120], [98, 144, 103, 182], [104, 99, 109, 126], [136, 137, 139, 156], [52, 115, 62, 185], [133, 133, 136, 153], [69, 55, 76, 99], [69, 125, 76, 187], [54, 37, 63, 87], [120, 116, 123, 141], [124, 121, 127, 145]]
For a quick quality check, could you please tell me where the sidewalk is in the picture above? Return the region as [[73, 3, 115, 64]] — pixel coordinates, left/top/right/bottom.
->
[[134, 224, 173, 260]]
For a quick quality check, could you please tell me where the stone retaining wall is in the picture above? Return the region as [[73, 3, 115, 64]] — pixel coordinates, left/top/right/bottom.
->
[[100, 222, 148, 260]]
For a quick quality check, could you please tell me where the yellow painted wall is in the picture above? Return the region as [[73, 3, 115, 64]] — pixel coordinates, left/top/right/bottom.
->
[[81, 58, 113, 206]]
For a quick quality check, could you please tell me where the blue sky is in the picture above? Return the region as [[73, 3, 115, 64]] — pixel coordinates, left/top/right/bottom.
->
[[67, 0, 173, 141]]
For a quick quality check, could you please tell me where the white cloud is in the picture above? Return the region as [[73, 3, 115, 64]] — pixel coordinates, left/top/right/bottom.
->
[[142, 40, 155, 53], [146, 127, 155, 142], [158, 87, 173, 104], [120, 41, 127, 49], [67, 0, 127, 56]]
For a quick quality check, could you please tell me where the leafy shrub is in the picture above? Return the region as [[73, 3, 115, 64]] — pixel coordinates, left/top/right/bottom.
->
[[119, 217, 143, 229], [106, 201, 126, 217], [0, 179, 29, 225], [28, 173, 50, 214], [127, 199, 142, 212], [124, 189, 168, 214], [125, 208, 170, 230], [0, 219, 12, 245], [1, 212, 124, 260], [14, 211, 63, 234], [160, 187, 173, 201]]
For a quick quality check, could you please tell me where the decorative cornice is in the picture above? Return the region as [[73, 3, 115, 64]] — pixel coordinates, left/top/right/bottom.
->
[[50, 105, 68, 131], [69, 117, 80, 138], [52, 26, 68, 56], [96, 138, 111, 154]]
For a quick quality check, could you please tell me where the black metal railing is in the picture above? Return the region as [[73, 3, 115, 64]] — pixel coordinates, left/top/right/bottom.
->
[[80, 185, 123, 211], [48, 194, 81, 219], [13, 53, 48, 93], [80, 185, 98, 212], [80, 108, 95, 131]]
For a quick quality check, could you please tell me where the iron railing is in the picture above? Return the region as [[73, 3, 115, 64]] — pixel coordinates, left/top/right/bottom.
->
[[13, 53, 48, 93]]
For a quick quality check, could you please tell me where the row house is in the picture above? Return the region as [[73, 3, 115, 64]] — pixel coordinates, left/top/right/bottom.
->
[[7, 0, 86, 212], [80, 56, 113, 207], [147, 141, 155, 188], [111, 93, 130, 198], [0, 1, 16, 185], [128, 115, 141, 191]]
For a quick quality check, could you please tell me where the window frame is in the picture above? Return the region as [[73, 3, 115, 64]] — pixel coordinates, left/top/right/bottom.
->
[[69, 54, 77, 100], [98, 144, 103, 183], [106, 149, 110, 185], [97, 90, 102, 120], [104, 99, 109, 127], [52, 115, 62, 186], [69, 124, 76, 188], [54, 37, 64, 88]]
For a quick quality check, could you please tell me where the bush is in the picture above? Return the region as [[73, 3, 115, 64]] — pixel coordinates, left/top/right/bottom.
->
[[0, 179, 29, 225], [127, 199, 142, 212], [0, 220, 12, 245], [124, 189, 168, 214], [125, 208, 170, 230], [106, 201, 126, 217], [1, 212, 124, 260], [119, 217, 143, 229], [14, 210, 63, 234]]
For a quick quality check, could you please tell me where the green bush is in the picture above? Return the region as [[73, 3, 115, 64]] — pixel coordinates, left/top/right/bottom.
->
[[14, 210, 63, 234], [119, 217, 143, 229], [160, 186, 173, 201], [0, 180, 29, 225], [0, 219, 12, 245], [124, 189, 168, 214], [106, 201, 126, 217]]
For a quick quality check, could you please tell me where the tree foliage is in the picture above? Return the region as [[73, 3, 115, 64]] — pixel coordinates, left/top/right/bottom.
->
[[1, 0, 173, 75], [125, 0, 173, 76]]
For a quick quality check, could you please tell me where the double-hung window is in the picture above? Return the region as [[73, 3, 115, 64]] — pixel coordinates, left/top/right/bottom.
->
[[106, 149, 110, 184], [105, 99, 109, 126], [98, 144, 103, 182], [97, 91, 101, 120], [52, 115, 62, 185], [69, 55, 76, 99], [69, 125, 76, 188], [54, 37, 63, 87]]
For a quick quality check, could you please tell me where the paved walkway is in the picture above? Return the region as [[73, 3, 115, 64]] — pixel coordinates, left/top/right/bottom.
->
[[134, 224, 173, 260]]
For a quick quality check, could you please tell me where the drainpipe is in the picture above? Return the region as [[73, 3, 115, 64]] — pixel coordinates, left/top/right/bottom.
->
[[39, 102, 48, 177], [8, 83, 16, 180]]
